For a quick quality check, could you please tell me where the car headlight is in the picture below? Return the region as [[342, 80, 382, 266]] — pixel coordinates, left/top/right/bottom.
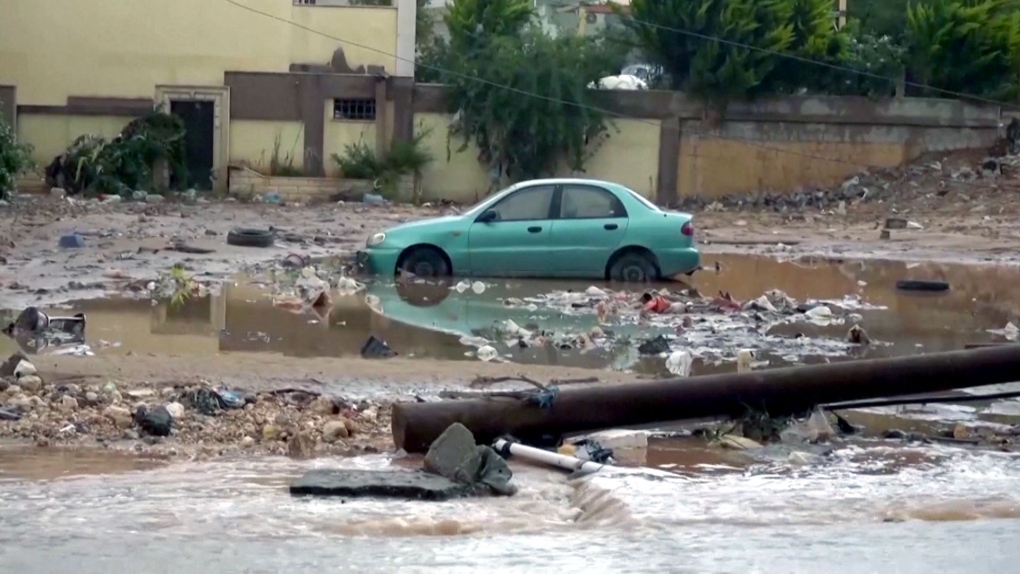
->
[[366, 232, 386, 247]]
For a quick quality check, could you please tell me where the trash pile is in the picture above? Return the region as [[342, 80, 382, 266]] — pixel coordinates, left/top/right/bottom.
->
[[675, 136, 1020, 214], [463, 285, 885, 371], [0, 352, 391, 457], [269, 261, 364, 320]]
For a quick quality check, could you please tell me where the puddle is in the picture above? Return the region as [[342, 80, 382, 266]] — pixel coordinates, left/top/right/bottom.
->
[[0, 445, 168, 481], [4, 254, 1018, 375]]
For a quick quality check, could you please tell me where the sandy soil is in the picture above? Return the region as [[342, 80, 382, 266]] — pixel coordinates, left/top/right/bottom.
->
[[36, 353, 642, 395]]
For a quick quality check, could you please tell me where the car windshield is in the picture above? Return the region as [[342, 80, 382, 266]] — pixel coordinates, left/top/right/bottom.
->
[[463, 184, 519, 215], [620, 186, 661, 211]]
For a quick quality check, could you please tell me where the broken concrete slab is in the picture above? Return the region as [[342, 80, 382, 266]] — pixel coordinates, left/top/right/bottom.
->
[[424, 422, 516, 495], [289, 468, 474, 501]]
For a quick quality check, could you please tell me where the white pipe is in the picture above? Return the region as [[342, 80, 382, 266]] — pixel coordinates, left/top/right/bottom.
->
[[493, 439, 606, 474]]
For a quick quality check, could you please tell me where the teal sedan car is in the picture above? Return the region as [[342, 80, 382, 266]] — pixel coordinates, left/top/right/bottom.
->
[[357, 178, 701, 282]]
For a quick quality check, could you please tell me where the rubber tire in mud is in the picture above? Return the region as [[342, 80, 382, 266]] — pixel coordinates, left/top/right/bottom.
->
[[226, 228, 276, 248], [895, 279, 950, 292], [399, 247, 450, 278], [609, 253, 658, 283]]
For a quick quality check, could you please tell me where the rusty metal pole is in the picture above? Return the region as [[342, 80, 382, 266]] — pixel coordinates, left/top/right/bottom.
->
[[392, 345, 1020, 453]]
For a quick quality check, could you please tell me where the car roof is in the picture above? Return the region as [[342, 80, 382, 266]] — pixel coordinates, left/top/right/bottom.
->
[[514, 178, 621, 187]]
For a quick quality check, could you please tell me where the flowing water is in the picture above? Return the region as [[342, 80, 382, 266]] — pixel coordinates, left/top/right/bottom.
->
[[3, 254, 1020, 572], [1, 440, 1019, 573]]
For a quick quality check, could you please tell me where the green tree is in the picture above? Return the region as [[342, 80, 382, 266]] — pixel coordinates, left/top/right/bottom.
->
[[622, 0, 798, 102], [762, 0, 852, 94], [426, 0, 622, 182], [849, 0, 910, 40], [907, 0, 1020, 100]]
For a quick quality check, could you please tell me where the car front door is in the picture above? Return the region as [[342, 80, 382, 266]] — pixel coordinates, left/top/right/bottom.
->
[[467, 184, 556, 278], [548, 184, 629, 277]]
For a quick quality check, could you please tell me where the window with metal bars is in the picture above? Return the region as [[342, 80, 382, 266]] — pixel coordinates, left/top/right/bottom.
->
[[333, 98, 376, 121]]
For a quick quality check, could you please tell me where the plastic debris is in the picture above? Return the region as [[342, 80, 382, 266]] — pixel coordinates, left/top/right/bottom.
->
[[476, 345, 498, 362], [361, 335, 397, 359], [666, 350, 693, 376], [58, 234, 85, 248], [471, 281, 486, 294]]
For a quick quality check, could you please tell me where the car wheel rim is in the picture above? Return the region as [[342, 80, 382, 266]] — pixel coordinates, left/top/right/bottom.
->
[[622, 265, 645, 282], [413, 261, 435, 277]]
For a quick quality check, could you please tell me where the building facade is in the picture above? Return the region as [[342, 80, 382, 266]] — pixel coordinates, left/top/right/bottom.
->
[[0, 0, 417, 190]]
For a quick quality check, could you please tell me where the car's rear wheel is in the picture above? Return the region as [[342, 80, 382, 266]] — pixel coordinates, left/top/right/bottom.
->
[[609, 252, 658, 283], [398, 246, 451, 278]]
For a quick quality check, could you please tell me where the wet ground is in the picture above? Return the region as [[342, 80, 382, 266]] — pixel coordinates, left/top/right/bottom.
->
[[6, 253, 1018, 376]]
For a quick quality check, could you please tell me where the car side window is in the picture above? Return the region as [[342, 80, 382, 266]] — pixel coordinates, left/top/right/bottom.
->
[[486, 185, 555, 222], [560, 185, 627, 219]]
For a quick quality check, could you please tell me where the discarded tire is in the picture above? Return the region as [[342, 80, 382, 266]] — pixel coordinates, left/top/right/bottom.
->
[[226, 228, 275, 248], [895, 279, 950, 292]]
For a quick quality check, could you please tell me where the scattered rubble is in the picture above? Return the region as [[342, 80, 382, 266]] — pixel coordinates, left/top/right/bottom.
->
[[0, 353, 392, 457], [483, 284, 886, 372], [676, 146, 1020, 214]]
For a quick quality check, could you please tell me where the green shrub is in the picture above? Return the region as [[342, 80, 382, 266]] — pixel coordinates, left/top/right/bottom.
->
[[47, 108, 187, 196], [0, 100, 35, 201], [330, 125, 434, 198]]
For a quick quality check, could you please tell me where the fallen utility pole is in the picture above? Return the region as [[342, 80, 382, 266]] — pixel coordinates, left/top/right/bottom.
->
[[392, 345, 1020, 453]]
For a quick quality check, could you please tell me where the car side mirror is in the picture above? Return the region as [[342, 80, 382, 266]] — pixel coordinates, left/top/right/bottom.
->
[[477, 210, 498, 223]]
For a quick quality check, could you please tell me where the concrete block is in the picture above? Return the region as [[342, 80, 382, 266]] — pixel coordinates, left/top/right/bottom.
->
[[289, 468, 473, 500]]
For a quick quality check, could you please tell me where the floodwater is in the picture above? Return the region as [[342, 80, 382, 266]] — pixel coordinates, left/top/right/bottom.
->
[[4, 254, 1020, 571], [3, 254, 1019, 376], [1, 438, 1020, 573]]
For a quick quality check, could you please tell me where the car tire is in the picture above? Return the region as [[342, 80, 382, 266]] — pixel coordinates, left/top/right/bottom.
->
[[896, 279, 950, 292], [226, 228, 275, 248], [609, 252, 658, 283], [398, 246, 450, 278]]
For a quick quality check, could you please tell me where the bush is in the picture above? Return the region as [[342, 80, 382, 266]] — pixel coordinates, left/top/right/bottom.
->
[[46, 109, 187, 196], [331, 125, 434, 198], [0, 101, 34, 201]]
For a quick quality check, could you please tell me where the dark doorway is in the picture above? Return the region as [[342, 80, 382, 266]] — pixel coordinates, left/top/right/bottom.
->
[[169, 99, 215, 191]]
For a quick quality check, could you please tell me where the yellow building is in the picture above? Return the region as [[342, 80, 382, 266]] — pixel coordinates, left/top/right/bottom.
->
[[0, 0, 418, 191]]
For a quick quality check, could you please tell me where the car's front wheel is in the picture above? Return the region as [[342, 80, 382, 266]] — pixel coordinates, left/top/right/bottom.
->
[[398, 246, 451, 278], [609, 252, 658, 283]]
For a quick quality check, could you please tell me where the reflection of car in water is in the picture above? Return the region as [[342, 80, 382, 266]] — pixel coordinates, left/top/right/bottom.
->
[[357, 178, 700, 283], [364, 280, 672, 369]]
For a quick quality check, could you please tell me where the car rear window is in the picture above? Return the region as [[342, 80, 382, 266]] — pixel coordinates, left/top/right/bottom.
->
[[621, 186, 661, 211]]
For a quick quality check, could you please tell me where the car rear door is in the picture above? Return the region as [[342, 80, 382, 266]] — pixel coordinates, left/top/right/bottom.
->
[[547, 184, 629, 277], [466, 184, 556, 278]]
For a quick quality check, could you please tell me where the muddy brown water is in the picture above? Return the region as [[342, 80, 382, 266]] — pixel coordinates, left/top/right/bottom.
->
[[1, 438, 1020, 573], [3, 254, 1018, 372], [4, 254, 1020, 572]]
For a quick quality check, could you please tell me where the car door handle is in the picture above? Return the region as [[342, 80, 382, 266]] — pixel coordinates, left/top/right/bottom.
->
[[604, 223, 618, 230], [527, 226, 542, 233]]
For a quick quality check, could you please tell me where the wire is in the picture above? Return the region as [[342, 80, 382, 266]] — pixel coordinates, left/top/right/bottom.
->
[[221, 0, 1011, 192]]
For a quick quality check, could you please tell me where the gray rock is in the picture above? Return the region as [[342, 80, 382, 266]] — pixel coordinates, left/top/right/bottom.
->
[[289, 469, 474, 501], [423, 422, 516, 496], [0, 352, 27, 378], [424, 422, 479, 483]]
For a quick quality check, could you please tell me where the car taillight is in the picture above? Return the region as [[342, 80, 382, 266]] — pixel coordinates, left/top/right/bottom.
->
[[681, 221, 694, 237]]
